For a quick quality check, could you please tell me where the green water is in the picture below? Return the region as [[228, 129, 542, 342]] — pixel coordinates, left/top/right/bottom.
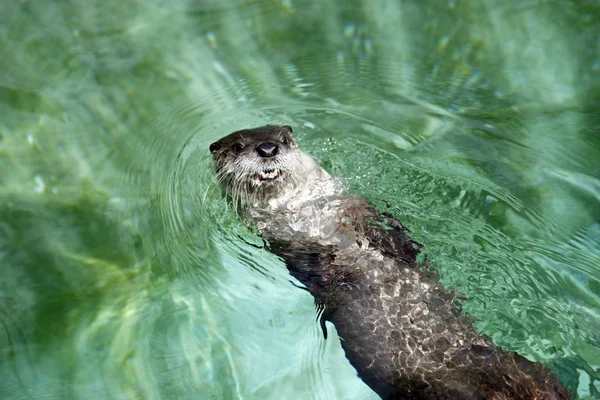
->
[[1, 1, 599, 399]]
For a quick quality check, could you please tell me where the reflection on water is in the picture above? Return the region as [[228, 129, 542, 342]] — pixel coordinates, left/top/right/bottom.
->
[[1, 0, 598, 399]]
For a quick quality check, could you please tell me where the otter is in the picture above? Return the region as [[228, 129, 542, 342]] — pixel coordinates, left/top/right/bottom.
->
[[209, 125, 571, 400]]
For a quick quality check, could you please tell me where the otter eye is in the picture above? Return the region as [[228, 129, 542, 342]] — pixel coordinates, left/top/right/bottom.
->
[[281, 136, 289, 145], [232, 143, 244, 153], [209, 142, 221, 154]]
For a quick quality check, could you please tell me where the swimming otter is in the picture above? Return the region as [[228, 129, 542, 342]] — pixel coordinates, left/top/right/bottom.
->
[[209, 125, 571, 400]]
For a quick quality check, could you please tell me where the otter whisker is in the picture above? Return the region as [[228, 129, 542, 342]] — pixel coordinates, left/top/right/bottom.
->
[[202, 177, 217, 206]]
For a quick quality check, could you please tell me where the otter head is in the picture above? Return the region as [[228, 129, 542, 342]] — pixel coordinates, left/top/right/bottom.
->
[[210, 125, 326, 206]]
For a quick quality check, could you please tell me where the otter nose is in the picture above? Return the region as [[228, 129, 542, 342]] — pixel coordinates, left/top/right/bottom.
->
[[256, 142, 278, 158]]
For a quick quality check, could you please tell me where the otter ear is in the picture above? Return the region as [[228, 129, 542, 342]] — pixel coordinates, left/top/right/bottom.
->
[[282, 125, 293, 134], [209, 142, 221, 154]]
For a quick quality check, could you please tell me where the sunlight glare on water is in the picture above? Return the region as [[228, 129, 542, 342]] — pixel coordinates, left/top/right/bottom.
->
[[0, 0, 599, 399]]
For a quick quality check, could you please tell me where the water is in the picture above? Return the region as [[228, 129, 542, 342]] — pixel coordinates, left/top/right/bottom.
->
[[0, 0, 598, 399]]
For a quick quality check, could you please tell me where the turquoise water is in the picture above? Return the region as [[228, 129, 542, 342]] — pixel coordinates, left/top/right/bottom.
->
[[1, 1, 599, 399]]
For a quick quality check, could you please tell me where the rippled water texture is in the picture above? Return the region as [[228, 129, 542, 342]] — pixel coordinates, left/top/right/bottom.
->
[[1, 1, 599, 399]]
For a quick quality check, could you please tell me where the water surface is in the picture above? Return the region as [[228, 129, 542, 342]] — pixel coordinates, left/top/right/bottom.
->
[[1, 1, 599, 399]]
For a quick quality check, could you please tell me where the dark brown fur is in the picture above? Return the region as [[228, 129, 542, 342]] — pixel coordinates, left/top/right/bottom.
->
[[210, 126, 572, 400]]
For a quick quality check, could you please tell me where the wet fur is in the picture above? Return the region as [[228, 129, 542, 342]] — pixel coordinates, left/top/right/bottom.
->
[[210, 126, 571, 400]]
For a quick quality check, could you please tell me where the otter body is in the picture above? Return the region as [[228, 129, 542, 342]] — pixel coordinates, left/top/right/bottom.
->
[[209, 125, 571, 400]]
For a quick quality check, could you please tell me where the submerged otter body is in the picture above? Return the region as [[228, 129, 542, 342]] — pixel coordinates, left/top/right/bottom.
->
[[209, 125, 571, 400]]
